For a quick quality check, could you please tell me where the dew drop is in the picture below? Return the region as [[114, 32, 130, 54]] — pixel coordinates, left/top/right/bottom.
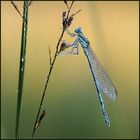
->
[[22, 58, 24, 62], [21, 67, 24, 72], [24, 27, 26, 32]]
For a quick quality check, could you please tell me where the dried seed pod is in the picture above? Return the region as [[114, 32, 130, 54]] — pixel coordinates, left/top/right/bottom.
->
[[67, 16, 73, 27], [62, 11, 68, 29], [63, 20, 67, 30], [39, 110, 46, 122], [48, 46, 52, 66], [62, 11, 66, 19], [34, 110, 46, 130], [58, 41, 71, 54]]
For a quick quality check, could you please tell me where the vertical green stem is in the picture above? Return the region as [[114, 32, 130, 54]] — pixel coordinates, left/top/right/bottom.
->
[[15, 1, 29, 139]]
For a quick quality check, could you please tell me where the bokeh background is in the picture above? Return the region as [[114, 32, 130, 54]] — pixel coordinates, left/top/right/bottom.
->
[[1, 1, 139, 139]]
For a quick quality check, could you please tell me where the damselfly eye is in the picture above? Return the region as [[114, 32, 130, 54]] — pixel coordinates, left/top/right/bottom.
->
[[74, 27, 82, 33]]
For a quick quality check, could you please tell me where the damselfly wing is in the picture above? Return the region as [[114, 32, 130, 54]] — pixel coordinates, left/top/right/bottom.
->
[[86, 45, 117, 102]]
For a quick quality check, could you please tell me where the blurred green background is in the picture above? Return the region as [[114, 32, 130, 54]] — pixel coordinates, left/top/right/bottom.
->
[[1, 1, 139, 139]]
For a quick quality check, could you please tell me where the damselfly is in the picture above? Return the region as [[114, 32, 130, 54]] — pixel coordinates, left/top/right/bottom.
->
[[59, 27, 117, 127]]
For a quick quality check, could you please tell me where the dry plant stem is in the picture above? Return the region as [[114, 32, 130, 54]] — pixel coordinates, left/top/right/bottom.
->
[[32, 29, 65, 138], [11, 1, 23, 18], [32, 1, 74, 137], [15, 1, 29, 139]]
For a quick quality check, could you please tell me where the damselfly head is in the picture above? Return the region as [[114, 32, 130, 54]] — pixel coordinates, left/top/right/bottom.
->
[[75, 27, 82, 33]]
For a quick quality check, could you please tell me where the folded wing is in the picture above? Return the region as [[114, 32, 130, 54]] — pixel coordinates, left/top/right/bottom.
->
[[87, 45, 117, 102]]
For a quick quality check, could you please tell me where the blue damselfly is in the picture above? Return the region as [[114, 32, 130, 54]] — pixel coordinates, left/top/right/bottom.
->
[[59, 27, 117, 127]]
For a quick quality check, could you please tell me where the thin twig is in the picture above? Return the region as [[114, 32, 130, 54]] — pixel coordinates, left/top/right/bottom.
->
[[71, 9, 82, 18], [28, 1, 33, 7], [32, 1, 75, 137], [15, 1, 29, 139], [64, 0, 69, 9], [11, 1, 23, 18], [66, 0, 74, 19]]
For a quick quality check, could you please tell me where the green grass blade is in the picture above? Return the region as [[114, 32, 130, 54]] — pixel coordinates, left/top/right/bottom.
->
[[15, 1, 29, 139]]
